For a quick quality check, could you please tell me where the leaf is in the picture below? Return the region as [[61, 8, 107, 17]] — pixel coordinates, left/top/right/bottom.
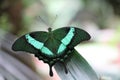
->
[[54, 49, 98, 80]]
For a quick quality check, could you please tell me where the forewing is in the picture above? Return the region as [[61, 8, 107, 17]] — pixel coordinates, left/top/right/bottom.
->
[[53, 27, 91, 49], [12, 31, 48, 54], [69, 27, 91, 48]]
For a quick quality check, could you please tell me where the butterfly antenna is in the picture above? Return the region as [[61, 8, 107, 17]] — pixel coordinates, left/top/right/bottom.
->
[[36, 16, 51, 28], [50, 15, 58, 28], [35, 15, 57, 31]]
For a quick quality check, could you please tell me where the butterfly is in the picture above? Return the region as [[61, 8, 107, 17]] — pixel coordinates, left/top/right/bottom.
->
[[12, 27, 91, 76]]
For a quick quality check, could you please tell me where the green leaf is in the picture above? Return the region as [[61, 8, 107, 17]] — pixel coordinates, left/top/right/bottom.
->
[[54, 49, 98, 80]]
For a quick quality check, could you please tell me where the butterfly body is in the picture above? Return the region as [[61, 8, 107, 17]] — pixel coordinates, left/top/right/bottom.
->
[[12, 27, 90, 76]]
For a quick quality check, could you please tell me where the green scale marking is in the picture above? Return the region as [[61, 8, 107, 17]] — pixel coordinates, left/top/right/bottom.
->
[[57, 27, 75, 54], [25, 34, 53, 56]]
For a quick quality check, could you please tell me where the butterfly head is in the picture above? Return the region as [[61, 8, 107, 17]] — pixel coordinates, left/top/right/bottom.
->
[[48, 27, 52, 32]]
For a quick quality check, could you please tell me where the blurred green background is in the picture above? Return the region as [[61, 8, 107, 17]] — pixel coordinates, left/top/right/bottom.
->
[[0, 0, 120, 80]]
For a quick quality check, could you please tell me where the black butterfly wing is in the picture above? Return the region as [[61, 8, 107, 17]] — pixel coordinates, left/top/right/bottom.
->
[[12, 31, 49, 54], [53, 27, 91, 49], [69, 27, 91, 48]]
